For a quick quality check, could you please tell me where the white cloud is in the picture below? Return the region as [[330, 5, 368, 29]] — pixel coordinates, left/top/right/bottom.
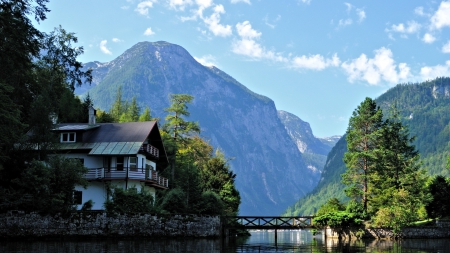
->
[[415, 6, 426, 16], [430, 0, 450, 30], [230, 0, 251, 4], [100, 40, 112, 55], [168, 0, 193, 11], [422, 33, 436, 43], [344, 2, 352, 12], [202, 4, 232, 37], [388, 21, 421, 34], [298, 0, 311, 4], [264, 14, 281, 29], [420, 61, 450, 80], [135, 1, 156, 16], [236, 20, 261, 39], [341, 47, 410, 85], [194, 54, 217, 66], [338, 18, 353, 27], [290, 54, 341, 71], [112, 38, 123, 43], [196, 0, 213, 9], [144, 27, 155, 36], [356, 9, 366, 23], [231, 21, 285, 61], [442, 41, 450, 53]]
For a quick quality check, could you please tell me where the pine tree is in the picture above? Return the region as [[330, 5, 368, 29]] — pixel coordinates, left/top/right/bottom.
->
[[343, 97, 383, 213]]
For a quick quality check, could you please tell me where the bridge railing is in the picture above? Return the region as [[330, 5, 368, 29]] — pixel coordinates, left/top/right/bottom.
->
[[222, 216, 315, 229]]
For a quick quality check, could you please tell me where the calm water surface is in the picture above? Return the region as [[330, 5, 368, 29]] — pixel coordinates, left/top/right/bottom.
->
[[2, 230, 450, 252]]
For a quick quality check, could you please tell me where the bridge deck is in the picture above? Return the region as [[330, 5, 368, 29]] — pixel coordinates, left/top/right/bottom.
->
[[222, 216, 315, 230]]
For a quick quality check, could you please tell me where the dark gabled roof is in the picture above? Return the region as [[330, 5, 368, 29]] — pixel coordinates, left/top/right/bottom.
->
[[54, 121, 168, 163], [83, 122, 157, 143]]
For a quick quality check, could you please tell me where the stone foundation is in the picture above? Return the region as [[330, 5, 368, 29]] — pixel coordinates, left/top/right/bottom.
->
[[325, 221, 450, 239], [0, 211, 221, 238]]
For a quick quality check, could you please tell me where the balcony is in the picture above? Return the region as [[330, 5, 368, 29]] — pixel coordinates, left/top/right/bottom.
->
[[139, 144, 159, 158], [84, 167, 169, 189]]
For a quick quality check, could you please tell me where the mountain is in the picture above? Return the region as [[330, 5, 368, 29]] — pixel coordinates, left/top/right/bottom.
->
[[283, 77, 450, 216], [277, 110, 339, 178], [78, 41, 325, 215]]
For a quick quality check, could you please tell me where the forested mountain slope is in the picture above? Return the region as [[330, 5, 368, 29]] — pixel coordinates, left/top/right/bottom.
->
[[78, 41, 324, 215], [283, 77, 450, 216]]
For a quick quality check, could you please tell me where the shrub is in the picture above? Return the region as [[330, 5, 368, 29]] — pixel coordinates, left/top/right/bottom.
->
[[159, 188, 186, 214], [104, 186, 154, 213]]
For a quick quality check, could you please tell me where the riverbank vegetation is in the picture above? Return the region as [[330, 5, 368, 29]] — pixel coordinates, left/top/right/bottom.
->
[[313, 97, 450, 234]]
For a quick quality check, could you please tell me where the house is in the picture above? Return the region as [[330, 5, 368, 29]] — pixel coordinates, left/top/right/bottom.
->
[[52, 107, 169, 210]]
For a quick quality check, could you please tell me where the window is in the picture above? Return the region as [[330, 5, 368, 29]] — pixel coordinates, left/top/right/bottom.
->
[[73, 190, 82, 205], [61, 132, 76, 142], [129, 157, 137, 171], [116, 157, 124, 171]]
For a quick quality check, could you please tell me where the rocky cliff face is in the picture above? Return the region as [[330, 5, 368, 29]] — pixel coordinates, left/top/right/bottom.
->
[[79, 41, 322, 215]]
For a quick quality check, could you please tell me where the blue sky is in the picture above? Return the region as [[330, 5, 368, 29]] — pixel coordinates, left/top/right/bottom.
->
[[35, 0, 450, 137]]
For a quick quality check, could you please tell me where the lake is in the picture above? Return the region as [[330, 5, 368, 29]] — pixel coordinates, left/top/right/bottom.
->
[[2, 230, 450, 252]]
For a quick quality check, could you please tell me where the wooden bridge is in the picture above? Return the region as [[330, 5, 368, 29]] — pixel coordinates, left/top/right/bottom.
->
[[222, 216, 316, 241], [222, 216, 315, 230]]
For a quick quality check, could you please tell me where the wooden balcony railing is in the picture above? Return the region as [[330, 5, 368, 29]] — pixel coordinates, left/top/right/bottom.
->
[[84, 167, 169, 188], [139, 144, 159, 158]]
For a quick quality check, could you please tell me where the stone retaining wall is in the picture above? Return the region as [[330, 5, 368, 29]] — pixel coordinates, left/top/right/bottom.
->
[[0, 211, 221, 238], [325, 221, 450, 239]]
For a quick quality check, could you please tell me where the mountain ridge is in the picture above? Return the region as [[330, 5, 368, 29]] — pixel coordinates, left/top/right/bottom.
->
[[79, 41, 329, 215]]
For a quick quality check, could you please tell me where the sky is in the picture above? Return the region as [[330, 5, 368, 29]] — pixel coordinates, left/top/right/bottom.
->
[[34, 0, 450, 137]]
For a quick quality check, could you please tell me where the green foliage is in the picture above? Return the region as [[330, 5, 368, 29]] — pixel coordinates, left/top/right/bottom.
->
[[315, 198, 345, 216], [313, 211, 362, 229], [81, 200, 94, 211], [343, 97, 383, 211], [164, 94, 200, 141], [159, 188, 187, 214], [425, 175, 450, 218], [104, 187, 154, 214], [198, 191, 224, 215], [139, 106, 153, 122], [0, 1, 93, 214], [1, 156, 88, 214], [373, 188, 426, 234]]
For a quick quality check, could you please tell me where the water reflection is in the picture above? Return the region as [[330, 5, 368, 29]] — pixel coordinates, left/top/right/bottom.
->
[[2, 230, 450, 252]]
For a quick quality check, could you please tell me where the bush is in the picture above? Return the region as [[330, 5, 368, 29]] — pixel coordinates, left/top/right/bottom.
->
[[199, 191, 224, 215], [159, 188, 186, 214], [104, 186, 154, 213], [313, 211, 362, 228]]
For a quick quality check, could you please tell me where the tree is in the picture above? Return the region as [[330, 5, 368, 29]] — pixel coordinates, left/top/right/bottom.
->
[[425, 175, 450, 218], [2, 156, 88, 214], [370, 106, 425, 215], [110, 86, 125, 121], [0, 1, 93, 214], [164, 94, 200, 142], [163, 94, 200, 183], [315, 198, 345, 216], [343, 97, 383, 213], [139, 106, 154, 122]]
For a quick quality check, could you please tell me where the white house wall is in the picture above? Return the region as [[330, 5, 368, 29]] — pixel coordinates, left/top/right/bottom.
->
[[75, 182, 106, 210], [63, 153, 103, 168]]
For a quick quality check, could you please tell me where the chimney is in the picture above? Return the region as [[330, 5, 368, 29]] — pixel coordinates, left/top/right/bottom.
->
[[88, 106, 96, 125]]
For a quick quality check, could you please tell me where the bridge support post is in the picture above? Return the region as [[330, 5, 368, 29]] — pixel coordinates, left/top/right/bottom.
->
[[274, 229, 277, 245]]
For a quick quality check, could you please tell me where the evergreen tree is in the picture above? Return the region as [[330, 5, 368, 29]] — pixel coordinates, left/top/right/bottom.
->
[[163, 94, 200, 183], [139, 106, 153, 122], [110, 86, 125, 121], [343, 97, 383, 213]]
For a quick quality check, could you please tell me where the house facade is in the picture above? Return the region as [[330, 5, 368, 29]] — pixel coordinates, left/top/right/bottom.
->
[[52, 108, 169, 210]]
